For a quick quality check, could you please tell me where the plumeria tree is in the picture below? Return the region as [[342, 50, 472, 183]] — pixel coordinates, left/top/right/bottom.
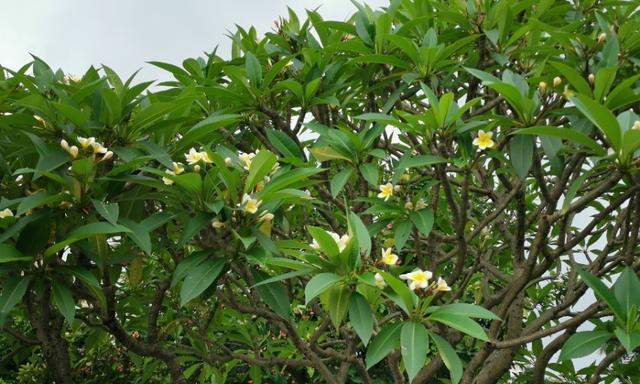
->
[[2, 0, 640, 383]]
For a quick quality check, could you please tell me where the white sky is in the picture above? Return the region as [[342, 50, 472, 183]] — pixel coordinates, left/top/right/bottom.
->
[[1, 0, 387, 82]]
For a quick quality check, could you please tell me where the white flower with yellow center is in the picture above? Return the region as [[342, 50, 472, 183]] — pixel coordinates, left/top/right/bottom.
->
[[374, 273, 386, 289], [414, 198, 427, 210], [185, 148, 202, 165], [162, 170, 176, 185], [77, 136, 96, 151], [434, 277, 451, 292], [211, 220, 226, 229], [0, 208, 14, 219], [239, 194, 262, 214], [171, 162, 185, 175], [473, 130, 495, 150], [258, 210, 274, 222], [381, 248, 399, 266], [90, 141, 108, 154], [200, 151, 213, 164], [238, 151, 256, 170], [377, 183, 394, 201], [400, 269, 433, 291], [310, 231, 350, 253]]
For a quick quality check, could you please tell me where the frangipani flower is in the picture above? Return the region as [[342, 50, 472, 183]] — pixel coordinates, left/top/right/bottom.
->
[[90, 141, 108, 154], [200, 151, 213, 164], [185, 148, 202, 165], [374, 273, 386, 289], [162, 170, 176, 185], [473, 130, 495, 150], [634, 120, 640, 130], [434, 277, 451, 292], [381, 248, 399, 266], [400, 269, 433, 291], [414, 198, 427, 210], [239, 194, 262, 214], [238, 151, 256, 170], [0, 208, 14, 219], [77, 136, 96, 151], [258, 210, 274, 222], [378, 183, 394, 201], [310, 231, 350, 253], [171, 162, 185, 175]]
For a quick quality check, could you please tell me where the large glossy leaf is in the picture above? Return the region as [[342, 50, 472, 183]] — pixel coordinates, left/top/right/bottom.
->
[[430, 332, 463, 384], [245, 150, 278, 193], [180, 258, 225, 306], [0, 244, 32, 263], [510, 134, 533, 179], [365, 322, 402, 369], [52, 281, 75, 325], [428, 312, 489, 341], [613, 267, 640, 315], [570, 95, 621, 151], [348, 212, 371, 258], [304, 273, 341, 305], [578, 269, 624, 320], [330, 167, 354, 197], [409, 208, 434, 236], [307, 226, 340, 260], [349, 292, 373, 345], [327, 285, 351, 329], [0, 276, 32, 326], [428, 303, 501, 320], [515, 126, 606, 156], [558, 331, 612, 361], [401, 321, 429, 382], [254, 270, 291, 320]]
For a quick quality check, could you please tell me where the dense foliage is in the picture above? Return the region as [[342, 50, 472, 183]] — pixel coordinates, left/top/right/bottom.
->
[[2, 0, 640, 383]]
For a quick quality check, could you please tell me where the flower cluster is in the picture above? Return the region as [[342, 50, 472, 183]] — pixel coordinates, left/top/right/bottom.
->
[[310, 231, 350, 253], [162, 162, 186, 185], [61, 136, 113, 162]]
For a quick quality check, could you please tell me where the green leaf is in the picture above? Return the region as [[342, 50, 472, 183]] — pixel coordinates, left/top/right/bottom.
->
[[44, 223, 132, 257], [510, 134, 533, 179], [401, 322, 429, 382], [430, 332, 463, 384], [173, 173, 202, 196], [327, 286, 351, 329], [309, 146, 352, 163], [178, 213, 213, 247], [245, 52, 262, 88], [307, 226, 340, 260], [245, 150, 277, 193], [266, 129, 304, 160], [593, 66, 617, 102], [254, 270, 291, 320], [428, 312, 489, 341], [17, 191, 59, 216], [396, 155, 447, 172], [570, 95, 621, 151], [71, 158, 95, 178], [92, 199, 119, 226], [614, 327, 640, 353], [365, 322, 402, 369], [578, 269, 625, 320], [428, 303, 501, 320], [119, 218, 152, 255], [620, 129, 640, 165], [359, 163, 379, 186], [0, 244, 32, 263], [613, 267, 640, 315], [558, 331, 612, 361], [181, 114, 241, 145], [180, 258, 225, 306], [379, 271, 415, 314], [0, 276, 32, 326], [394, 220, 412, 251], [515, 126, 606, 156], [52, 281, 75, 325], [304, 273, 340, 305], [330, 167, 354, 198], [171, 251, 210, 288], [348, 212, 371, 258], [409, 208, 434, 236], [349, 293, 373, 345]]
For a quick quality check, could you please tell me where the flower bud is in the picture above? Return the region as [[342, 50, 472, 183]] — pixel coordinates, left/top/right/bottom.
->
[[100, 151, 114, 162], [224, 157, 232, 165], [587, 73, 595, 85], [538, 81, 547, 92], [60, 139, 70, 151], [68, 146, 79, 159], [597, 32, 607, 44], [193, 164, 201, 173], [553, 77, 562, 87], [633, 120, 640, 130]]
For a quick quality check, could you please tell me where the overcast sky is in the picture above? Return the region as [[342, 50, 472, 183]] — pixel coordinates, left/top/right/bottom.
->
[[1, 0, 387, 82]]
